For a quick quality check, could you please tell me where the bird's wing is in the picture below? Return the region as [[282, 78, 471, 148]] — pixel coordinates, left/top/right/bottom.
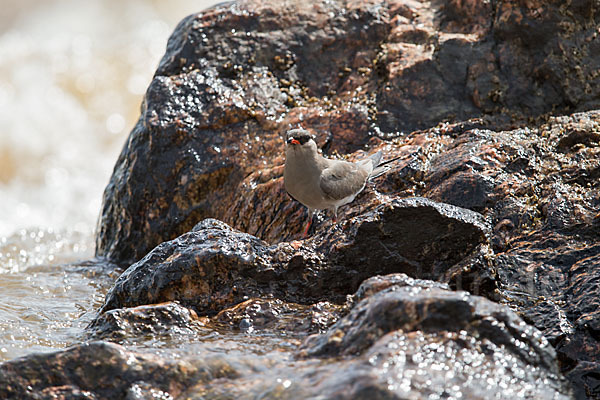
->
[[319, 160, 370, 201]]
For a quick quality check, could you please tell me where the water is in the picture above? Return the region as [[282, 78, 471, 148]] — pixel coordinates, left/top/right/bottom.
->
[[0, 0, 220, 362]]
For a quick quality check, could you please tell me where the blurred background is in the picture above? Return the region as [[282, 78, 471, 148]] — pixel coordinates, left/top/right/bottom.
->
[[0, 0, 220, 238], [0, 0, 220, 361]]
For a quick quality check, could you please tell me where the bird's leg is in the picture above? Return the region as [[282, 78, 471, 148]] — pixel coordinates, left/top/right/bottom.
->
[[332, 207, 338, 224], [302, 209, 314, 237]]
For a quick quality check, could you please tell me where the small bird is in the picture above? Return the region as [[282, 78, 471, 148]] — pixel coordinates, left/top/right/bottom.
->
[[284, 128, 382, 237]]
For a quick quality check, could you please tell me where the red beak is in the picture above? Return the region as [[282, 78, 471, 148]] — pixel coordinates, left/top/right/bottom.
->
[[290, 139, 300, 145]]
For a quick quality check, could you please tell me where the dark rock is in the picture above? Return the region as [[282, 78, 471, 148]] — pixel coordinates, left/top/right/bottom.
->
[[321, 197, 491, 284], [299, 273, 572, 399], [495, 232, 600, 397], [441, 243, 497, 298], [87, 302, 205, 341], [351, 272, 449, 303], [0, 341, 203, 400], [212, 298, 344, 335], [95, 0, 392, 266], [88, 0, 600, 396], [409, 113, 600, 396], [568, 253, 600, 334], [303, 275, 548, 364], [565, 361, 600, 400], [96, 0, 600, 267], [99, 199, 492, 316], [6, 274, 573, 400], [99, 218, 282, 315]]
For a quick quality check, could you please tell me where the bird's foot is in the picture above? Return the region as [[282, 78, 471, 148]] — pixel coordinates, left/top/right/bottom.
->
[[302, 220, 312, 237]]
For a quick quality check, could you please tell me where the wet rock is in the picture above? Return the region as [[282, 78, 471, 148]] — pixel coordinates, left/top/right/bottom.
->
[[95, 0, 391, 266], [96, 0, 600, 267], [351, 272, 449, 303], [212, 298, 343, 335], [320, 197, 491, 284], [89, 0, 600, 396], [87, 302, 205, 341], [0, 324, 571, 400], [495, 232, 600, 397], [99, 218, 281, 315], [0, 341, 204, 400], [410, 114, 600, 396], [299, 273, 572, 399], [304, 274, 548, 363], [441, 243, 497, 298], [99, 199, 492, 316], [566, 361, 600, 400]]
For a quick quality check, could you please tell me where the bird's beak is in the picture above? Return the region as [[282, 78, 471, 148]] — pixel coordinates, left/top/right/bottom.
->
[[287, 138, 300, 145]]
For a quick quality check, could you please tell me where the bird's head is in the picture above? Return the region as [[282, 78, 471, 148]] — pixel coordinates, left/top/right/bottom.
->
[[285, 129, 317, 153]]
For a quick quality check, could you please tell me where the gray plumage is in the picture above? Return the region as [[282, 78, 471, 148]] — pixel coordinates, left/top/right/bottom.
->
[[284, 128, 382, 235]]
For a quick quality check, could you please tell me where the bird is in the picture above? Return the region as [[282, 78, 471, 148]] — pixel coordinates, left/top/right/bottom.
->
[[283, 128, 382, 237]]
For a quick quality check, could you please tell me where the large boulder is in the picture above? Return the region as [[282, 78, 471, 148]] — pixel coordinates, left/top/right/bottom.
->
[[89, 0, 600, 396], [95, 0, 600, 266]]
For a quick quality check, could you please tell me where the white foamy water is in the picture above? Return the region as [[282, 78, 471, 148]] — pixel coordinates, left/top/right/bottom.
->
[[0, 0, 220, 361]]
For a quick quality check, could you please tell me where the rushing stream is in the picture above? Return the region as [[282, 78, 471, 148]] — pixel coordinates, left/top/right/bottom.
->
[[0, 0, 220, 363]]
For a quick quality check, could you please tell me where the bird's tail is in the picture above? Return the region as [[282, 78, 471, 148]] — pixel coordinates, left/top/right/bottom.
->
[[368, 151, 383, 168], [370, 153, 402, 179]]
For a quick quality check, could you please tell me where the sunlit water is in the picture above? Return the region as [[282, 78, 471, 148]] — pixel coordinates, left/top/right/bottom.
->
[[0, 0, 220, 362]]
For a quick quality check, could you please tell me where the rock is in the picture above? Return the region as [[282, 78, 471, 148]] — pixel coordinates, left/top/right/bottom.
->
[[88, 0, 600, 396], [99, 218, 282, 315], [566, 361, 600, 400], [99, 199, 491, 316], [87, 302, 206, 341], [303, 275, 552, 364], [320, 197, 491, 285], [321, 329, 568, 400], [96, 0, 600, 267], [351, 272, 450, 302], [95, 0, 391, 266], [212, 298, 344, 335], [299, 273, 571, 399], [88, 297, 343, 348], [407, 113, 599, 396], [0, 341, 203, 400], [495, 233, 600, 396], [15, 275, 567, 400]]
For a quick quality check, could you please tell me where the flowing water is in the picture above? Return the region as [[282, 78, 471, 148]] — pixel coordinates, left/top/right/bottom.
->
[[0, 0, 220, 362]]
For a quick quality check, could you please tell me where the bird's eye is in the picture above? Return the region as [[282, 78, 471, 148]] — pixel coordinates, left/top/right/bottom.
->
[[298, 136, 309, 144]]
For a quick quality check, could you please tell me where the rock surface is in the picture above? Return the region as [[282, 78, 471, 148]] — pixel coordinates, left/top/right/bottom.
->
[[0, 341, 203, 400], [56, 0, 600, 398], [298, 275, 571, 399], [0, 275, 573, 400], [95, 0, 600, 266], [100, 199, 490, 316], [87, 302, 206, 341]]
